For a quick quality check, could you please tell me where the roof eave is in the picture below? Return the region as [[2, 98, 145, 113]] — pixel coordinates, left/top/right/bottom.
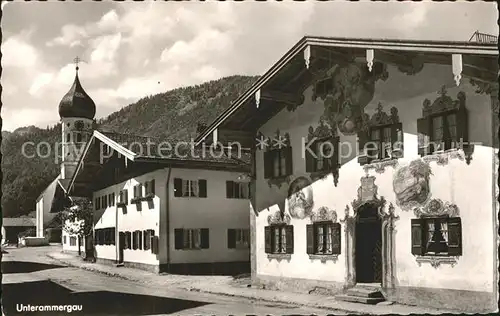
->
[[194, 36, 498, 145]]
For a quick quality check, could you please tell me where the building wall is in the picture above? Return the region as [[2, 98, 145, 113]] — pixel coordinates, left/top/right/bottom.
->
[[36, 177, 58, 238], [36, 198, 44, 237], [62, 219, 83, 252], [169, 168, 250, 265], [93, 168, 165, 266], [253, 63, 496, 299]]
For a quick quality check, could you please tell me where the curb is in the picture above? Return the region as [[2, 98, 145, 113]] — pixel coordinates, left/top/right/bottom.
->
[[46, 253, 445, 315], [46, 253, 357, 313]]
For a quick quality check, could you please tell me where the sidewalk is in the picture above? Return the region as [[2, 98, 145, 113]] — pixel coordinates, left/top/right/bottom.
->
[[47, 251, 456, 315]]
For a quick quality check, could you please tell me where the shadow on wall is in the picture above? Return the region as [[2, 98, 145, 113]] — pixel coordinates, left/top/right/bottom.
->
[[2, 280, 211, 315]]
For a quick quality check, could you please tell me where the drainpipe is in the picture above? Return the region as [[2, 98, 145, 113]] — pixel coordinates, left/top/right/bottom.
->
[[165, 167, 172, 272]]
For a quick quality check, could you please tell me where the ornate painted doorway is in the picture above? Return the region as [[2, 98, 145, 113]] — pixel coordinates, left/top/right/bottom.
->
[[355, 204, 382, 283]]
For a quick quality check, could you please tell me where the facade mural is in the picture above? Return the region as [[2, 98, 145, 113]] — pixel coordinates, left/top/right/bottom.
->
[[267, 208, 291, 225], [413, 198, 460, 218], [287, 176, 314, 219], [393, 159, 432, 211], [289, 61, 389, 136], [310, 206, 337, 223]]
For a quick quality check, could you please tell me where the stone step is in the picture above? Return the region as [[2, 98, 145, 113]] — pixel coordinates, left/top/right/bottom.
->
[[346, 287, 384, 298], [336, 294, 386, 305]]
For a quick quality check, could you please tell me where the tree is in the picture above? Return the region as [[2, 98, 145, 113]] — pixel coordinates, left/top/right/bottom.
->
[[60, 198, 93, 259]]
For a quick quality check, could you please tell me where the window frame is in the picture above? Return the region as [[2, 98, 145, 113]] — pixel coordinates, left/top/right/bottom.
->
[[428, 110, 459, 152], [310, 221, 341, 256], [368, 122, 403, 161], [226, 181, 250, 199], [264, 224, 294, 255], [411, 216, 462, 257]]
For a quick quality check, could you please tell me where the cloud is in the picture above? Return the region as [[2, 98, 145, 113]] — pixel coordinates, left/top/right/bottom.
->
[[1, 33, 40, 68], [29, 73, 55, 96], [192, 65, 223, 83], [391, 2, 429, 31], [160, 28, 233, 66], [46, 24, 88, 47], [96, 9, 120, 31]]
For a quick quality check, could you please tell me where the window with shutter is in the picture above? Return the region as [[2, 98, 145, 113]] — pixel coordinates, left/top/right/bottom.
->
[[132, 231, 137, 250], [226, 181, 233, 198], [285, 225, 294, 254], [174, 229, 184, 249], [284, 147, 293, 176], [308, 222, 341, 256], [263, 151, 273, 179], [199, 180, 207, 198], [306, 224, 314, 254], [200, 228, 209, 249], [151, 235, 159, 254], [357, 129, 370, 165], [111, 227, 116, 245], [264, 226, 272, 254], [447, 217, 462, 256], [369, 123, 403, 161], [411, 218, 424, 255], [174, 178, 182, 197], [227, 229, 236, 249], [138, 231, 143, 250]]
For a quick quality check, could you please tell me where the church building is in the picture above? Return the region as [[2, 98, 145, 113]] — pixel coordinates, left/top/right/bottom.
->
[[195, 36, 498, 313], [36, 61, 96, 244]]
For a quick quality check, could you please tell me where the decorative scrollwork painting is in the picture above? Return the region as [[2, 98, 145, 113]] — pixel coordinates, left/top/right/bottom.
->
[[287, 176, 314, 219], [393, 159, 432, 211], [413, 198, 460, 218], [351, 176, 385, 211], [267, 209, 291, 226], [310, 206, 338, 223]]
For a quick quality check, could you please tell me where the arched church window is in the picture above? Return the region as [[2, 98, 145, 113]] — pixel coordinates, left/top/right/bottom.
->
[[76, 133, 82, 143], [66, 133, 71, 142]]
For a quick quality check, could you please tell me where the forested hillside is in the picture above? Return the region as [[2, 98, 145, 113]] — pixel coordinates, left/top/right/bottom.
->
[[1, 75, 258, 218]]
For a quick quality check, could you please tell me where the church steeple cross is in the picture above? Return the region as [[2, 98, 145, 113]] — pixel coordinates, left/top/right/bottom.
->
[[73, 56, 81, 72]]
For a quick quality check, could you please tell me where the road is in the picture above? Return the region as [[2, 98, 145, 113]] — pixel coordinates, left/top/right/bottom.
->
[[2, 246, 346, 315]]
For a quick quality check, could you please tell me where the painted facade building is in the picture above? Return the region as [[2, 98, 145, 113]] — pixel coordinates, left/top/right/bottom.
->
[[67, 131, 251, 274], [195, 36, 498, 312]]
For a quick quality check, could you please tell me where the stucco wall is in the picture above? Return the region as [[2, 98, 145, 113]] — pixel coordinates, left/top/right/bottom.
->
[[93, 168, 166, 265], [169, 168, 250, 264], [254, 63, 495, 294]]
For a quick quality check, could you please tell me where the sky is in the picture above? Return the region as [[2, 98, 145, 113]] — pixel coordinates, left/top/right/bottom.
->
[[1, 1, 498, 132]]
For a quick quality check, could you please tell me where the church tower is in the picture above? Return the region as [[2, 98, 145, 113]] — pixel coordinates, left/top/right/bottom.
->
[[58, 59, 96, 181]]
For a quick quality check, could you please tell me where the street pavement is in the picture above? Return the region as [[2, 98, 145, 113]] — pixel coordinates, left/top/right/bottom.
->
[[2, 245, 349, 315]]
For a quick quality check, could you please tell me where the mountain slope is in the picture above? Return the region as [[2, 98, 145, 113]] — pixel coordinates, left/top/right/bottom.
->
[[1, 75, 259, 218]]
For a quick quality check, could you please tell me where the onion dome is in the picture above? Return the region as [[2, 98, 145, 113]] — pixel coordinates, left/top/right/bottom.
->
[[58, 66, 96, 119]]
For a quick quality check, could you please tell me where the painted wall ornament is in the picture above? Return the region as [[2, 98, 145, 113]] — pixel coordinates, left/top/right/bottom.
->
[[267, 209, 291, 226], [287, 176, 314, 219], [310, 206, 338, 223], [351, 176, 386, 211], [396, 54, 425, 76], [393, 159, 432, 211], [413, 198, 460, 218], [311, 61, 389, 136]]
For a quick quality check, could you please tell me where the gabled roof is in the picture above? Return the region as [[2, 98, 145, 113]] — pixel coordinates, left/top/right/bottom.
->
[[3, 217, 36, 227], [194, 35, 498, 144], [68, 130, 251, 194]]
